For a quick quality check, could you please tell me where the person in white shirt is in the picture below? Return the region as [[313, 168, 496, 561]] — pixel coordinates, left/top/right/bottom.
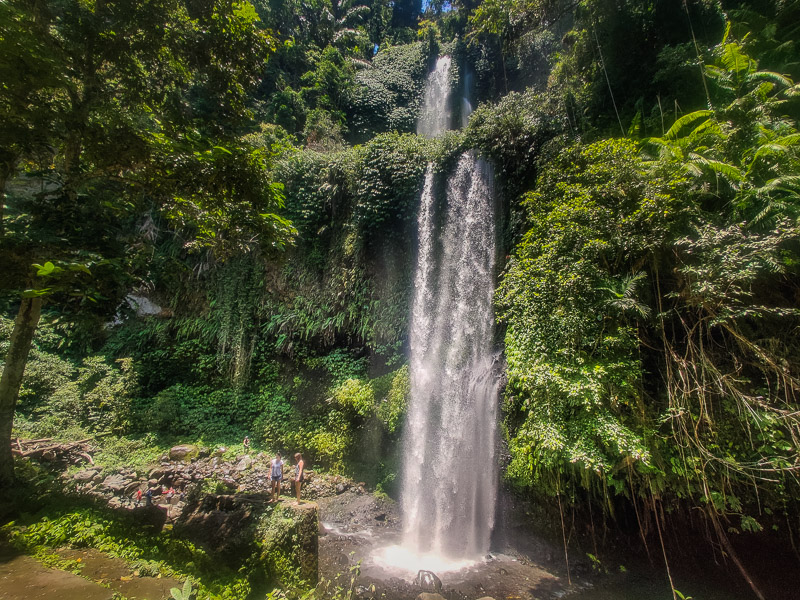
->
[[270, 453, 284, 502]]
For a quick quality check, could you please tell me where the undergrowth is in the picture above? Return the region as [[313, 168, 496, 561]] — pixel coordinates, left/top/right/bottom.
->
[[2, 506, 252, 599]]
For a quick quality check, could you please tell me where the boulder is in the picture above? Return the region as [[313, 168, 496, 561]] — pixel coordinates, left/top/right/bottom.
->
[[236, 456, 254, 471], [101, 474, 129, 492], [261, 502, 319, 586], [415, 595, 447, 600], [414, 571, 443, 593], [125, 481, 145, 496], [73, 469, 99, 482], [169, 445, 199, 462]]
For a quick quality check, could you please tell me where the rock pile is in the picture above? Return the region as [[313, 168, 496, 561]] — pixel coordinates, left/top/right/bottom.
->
[[50, 443, 355, 521]]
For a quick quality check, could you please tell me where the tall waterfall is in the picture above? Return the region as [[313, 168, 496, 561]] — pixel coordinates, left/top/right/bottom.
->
[[399, 56, 500, 561]]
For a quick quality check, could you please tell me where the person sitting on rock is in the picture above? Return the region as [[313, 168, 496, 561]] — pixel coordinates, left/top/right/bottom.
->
[[294, 452, 304, 504], [270, 453, 284, 502]]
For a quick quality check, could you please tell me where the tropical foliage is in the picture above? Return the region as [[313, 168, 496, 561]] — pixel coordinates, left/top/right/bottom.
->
[[2, 0, 800, 595]]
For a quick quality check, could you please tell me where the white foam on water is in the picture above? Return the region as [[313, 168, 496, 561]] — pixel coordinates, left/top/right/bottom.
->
[[371, 544, 480, 576]]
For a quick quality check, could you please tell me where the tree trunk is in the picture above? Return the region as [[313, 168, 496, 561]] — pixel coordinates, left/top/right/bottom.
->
[[0, 297, 43, 486]]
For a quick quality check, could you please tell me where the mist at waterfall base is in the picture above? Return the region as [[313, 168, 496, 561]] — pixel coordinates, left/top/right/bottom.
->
[[373, 56, 501, 576]]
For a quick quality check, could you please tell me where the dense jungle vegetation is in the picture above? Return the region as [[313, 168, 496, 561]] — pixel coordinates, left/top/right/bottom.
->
[[2, 0, 800, 593]]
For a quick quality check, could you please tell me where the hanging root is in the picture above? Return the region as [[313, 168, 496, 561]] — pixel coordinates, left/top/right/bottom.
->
[[557, 492, 572, 586], [704, 505, 766, 600], [651, 487, 677, 600]]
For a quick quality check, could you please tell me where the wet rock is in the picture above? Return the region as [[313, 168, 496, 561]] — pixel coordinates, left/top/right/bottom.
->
[[101, 474, 129, 492], [169, 445, 198, 462], [414, 570, 443, 593]]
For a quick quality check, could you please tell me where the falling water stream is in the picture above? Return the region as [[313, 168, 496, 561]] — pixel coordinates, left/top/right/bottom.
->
[[376, 55, 501, 573]]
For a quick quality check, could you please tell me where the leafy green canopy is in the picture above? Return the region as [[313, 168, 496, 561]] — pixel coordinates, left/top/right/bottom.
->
[[1, 0, 293, 283], [500, 35, 800, 534]]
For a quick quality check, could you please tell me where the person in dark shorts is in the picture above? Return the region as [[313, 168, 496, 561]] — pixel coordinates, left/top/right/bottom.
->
[[294, 452, 304, 504], [270, 453, 284, 502]]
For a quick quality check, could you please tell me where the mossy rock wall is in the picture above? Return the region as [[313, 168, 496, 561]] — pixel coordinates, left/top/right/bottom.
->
[[258, 501, 319, 588]]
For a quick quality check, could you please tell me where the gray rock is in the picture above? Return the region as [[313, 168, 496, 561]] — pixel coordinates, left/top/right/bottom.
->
[[124, 481, 144, 496], [169, 445, 198, 461], [415, 594, 447, 600], [236, 456, 254, 471], [73, 469, 99, 482], [101, 474, 129, 492]]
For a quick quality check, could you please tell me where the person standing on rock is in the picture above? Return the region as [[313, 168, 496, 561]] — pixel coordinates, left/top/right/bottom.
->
[[294, 452, 304, 504], [243, 436, 250, 451], [270, 453, 284, 502]]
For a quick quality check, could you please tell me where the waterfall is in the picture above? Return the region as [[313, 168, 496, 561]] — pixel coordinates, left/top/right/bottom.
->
[[417, 56, 453, 138], [398, 56, 500, 562]]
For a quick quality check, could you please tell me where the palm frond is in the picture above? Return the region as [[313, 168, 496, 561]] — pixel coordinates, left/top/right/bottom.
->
[[664, 110, 714, 141]]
